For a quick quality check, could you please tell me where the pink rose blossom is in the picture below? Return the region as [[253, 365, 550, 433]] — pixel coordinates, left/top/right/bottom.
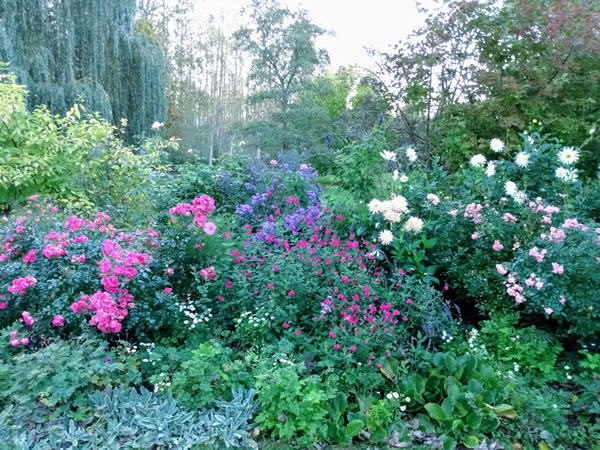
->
[[496, 264, 508, 275], [22, 311, 35, 326], [52, 315, 65, 327]]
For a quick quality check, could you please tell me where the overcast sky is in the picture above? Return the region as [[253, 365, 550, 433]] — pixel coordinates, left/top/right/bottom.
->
[[196, 0, 433, 71]]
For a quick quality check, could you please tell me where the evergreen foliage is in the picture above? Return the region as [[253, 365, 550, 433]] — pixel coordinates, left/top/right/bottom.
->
[[0, 0, 167, 141]]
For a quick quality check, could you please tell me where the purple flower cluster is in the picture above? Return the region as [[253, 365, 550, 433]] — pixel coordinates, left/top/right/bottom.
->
[[235, 204, 253, 215]]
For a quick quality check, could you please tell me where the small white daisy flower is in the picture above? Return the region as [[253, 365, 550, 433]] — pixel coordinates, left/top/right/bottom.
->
[[368, 199, 384, 214], [380, 149, 397, 161], [558, 147, 580, 165], [404, 217, 424, 233], [406, 147, 417, 162], [555, 167, 569, 180], [504, 181, 518, 196]]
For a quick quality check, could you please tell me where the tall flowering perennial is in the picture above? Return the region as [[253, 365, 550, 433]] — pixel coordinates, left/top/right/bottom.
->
[[219, 210, 427, 368]]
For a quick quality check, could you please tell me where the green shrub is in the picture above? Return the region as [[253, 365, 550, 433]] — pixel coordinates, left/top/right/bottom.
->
[[0, 68, 166, 213], [169, 341, 254, 409], [447, 313, 563, 383], [255, 366, 333, 446]]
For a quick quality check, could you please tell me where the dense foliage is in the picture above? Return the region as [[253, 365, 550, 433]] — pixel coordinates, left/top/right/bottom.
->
[[1, 0, 600, 448], [0, 0, 167, 142]]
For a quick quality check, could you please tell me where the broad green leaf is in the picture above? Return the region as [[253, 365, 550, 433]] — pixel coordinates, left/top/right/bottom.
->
[[345, 419, 364, 437], [425, 402, 447, 421], [463, 435, 480, 448]]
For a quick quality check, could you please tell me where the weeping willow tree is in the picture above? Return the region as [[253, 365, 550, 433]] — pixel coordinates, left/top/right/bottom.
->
[[0, 0, 166, 141]]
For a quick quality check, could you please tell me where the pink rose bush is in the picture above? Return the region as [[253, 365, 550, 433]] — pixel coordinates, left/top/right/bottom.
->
[[425, 146, 600, 337], [0, 195, 217, 345]]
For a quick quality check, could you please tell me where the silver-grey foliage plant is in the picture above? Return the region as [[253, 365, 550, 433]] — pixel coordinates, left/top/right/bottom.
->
[[0, 386, 258, 449]]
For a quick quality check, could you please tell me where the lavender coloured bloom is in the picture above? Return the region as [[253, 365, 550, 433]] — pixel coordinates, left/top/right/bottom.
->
[[307, 205, 321, 219], [262, 221, 276, 235], [254, 221, 277, 242], [244, 182, 256, 191], [235, 204, 254, 215], [321, 303, 332, 314], [442, 304, 452, 320], [284, 213, 303, 233], [251, 193, 268, 205], [422, 324, 434, 337]]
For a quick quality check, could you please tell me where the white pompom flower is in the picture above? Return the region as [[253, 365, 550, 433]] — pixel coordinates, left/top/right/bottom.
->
[[490, 138, 505, 153], [470, 154, 486, 168]]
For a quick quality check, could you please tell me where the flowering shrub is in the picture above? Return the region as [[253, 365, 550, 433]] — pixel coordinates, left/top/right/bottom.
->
[[0, 69, 166, 212], [410, 132, 600, 336], [0, 195, 216, 343], [204, 209, 454, 383], [500, 217, 600, 337]]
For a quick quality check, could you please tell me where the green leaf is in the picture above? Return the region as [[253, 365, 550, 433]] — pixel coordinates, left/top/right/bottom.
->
[[468, 379, 483, 393], [466, 412, 482, 429], [433, 352, 445, 368], [463, 436, 480, 448], [345, 419, 364, 437], [331, 393, 347, 418], [441, 397, 456, 418], [413, 250, 426, 263], [460, 354, 477, 374], [422, 237, 437, 249], [451, 419, 464, 435], [425, 402, 447, 421], [357, 395, 374, 414], [444, 354, 458, 373], [486, 403, 518, 419], [369, 426, 387, 443]]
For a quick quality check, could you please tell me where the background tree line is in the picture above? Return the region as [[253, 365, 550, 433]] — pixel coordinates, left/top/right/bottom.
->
[[1, 0, 598, 171]]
